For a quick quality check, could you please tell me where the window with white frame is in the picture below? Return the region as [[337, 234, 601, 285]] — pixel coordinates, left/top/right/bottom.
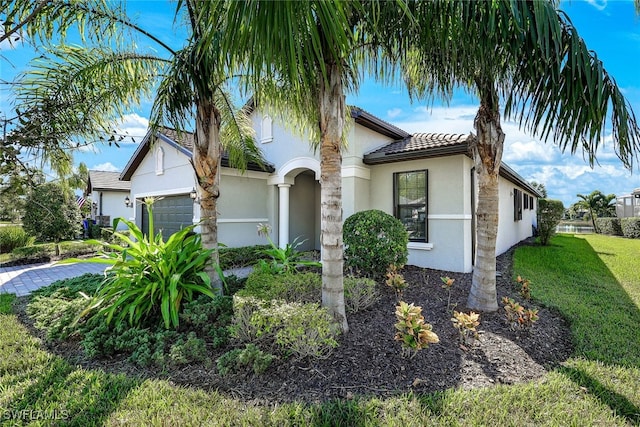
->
[[394, 170, 428, 242]]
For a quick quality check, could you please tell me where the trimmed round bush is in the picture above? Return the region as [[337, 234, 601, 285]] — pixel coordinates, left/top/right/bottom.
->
[[343, 209, 408, 278]]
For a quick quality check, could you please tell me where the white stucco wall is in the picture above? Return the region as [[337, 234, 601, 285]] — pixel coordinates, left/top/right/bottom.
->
[[218, 168, 274, 247], [91, 190, 132, 230], [369, 155, 472, 272], [495, 176, 537, 256]]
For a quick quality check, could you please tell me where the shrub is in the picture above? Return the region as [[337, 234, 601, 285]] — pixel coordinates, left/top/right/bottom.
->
[[169, 332, 208, 365], [81, 321, 181, 367], [0, 226, 34, 254], [502, 297, 539, 331], [181, 294, 233, 348], [11, 243, 54, 259], [621, 218, 640, 238], [217, 344, 274, 376], [30, 274, 103, 298], [27, 288, 92, 340], [239, 271, 320, 303], [64, 198, 217, 330], [537, 199, 564, 245], [344, 210, 408, 278], [23, 182, 82, 242], [231, 296, 339, 359], [0, 294, 16, 314], [386, 264, 407, 300], [595, 217, 622, 236], [58, 241, 101, 257], [219, 245, 271, 270], [451, 311, 480, 346], [516, 276, 532, 301], [343, 276, 379, 313], [241, 272, 379, 314], [394, 301, 439, 358], [27, 274, 103, 340]]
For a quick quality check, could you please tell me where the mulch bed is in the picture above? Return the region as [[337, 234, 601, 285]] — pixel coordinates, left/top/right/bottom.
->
[[15, 240, 573, 404]]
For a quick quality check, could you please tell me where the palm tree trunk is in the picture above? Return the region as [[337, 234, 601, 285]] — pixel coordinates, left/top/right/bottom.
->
[[319, 62, 349, 333], [467, 84, 503, 312], [194, 99, 222, 292]]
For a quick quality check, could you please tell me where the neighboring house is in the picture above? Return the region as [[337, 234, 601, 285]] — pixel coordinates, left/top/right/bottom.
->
[[86, 170, 132, 230], [120, 108, 541, 273], [616, 188, 640, 218]]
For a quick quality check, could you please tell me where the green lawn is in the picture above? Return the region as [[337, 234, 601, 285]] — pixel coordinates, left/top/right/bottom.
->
[[0, 234, 639, 426]]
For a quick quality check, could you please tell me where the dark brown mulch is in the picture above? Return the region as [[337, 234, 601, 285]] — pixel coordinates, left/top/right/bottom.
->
[[15, 241, 573, 404]]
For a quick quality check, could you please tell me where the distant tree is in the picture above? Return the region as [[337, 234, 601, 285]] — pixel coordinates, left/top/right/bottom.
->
[[529, 181, 548, 198], [576, 190, 617, 232], [23, 182, 81, 242]]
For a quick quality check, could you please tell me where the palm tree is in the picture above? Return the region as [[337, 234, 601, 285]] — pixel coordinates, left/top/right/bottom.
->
[[220, 0, 385, 332], [400, 1, 640, 311], [12, 0, 264, 290], [576, 190, 617, 231]]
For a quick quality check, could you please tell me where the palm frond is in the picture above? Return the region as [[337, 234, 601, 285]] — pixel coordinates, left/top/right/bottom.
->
[[15, 44, 167, 140]]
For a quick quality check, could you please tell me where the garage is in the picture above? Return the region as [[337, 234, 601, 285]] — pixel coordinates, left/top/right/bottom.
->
[[141, 194, 194, 239]]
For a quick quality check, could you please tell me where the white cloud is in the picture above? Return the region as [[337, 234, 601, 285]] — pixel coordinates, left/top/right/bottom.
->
[[109, 113, 149, 144], [585, 0, 607, 11], [91, 162, 119, 172], [386, 108, 402, 119], [503, 140, 558, 163]]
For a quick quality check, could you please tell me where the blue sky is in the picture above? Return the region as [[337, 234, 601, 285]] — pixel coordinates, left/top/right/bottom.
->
[[1, 0, 639, 207]]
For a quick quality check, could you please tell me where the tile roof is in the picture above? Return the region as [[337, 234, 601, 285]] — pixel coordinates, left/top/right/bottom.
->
[[364, 133, 472, 163], [87, 170, 130, 192], [158, 127, 194, 152]]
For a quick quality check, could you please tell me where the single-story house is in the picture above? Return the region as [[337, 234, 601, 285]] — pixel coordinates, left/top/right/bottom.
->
[[616, 188, 640, 218], [86, 170, 132, 230], [119, 107, 541, 273]]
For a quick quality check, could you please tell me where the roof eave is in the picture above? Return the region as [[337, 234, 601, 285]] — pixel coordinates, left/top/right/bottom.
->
[[499, 163, 543, 198], [350, 108, 409, 140], [363, 145, 469, 164]]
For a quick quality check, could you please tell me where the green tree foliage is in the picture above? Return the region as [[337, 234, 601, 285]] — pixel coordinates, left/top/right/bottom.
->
[[12, 0, 264, 292], [530, 181, 548, 198], [576, 190, 617, 232], [537, 199, 565, 246], [22, 182, 81, 242]]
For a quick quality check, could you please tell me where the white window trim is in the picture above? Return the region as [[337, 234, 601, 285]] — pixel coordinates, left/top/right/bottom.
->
[[155, 146, 164, 175], [408, 242, 434, 251], [260, 115, 273, 144]]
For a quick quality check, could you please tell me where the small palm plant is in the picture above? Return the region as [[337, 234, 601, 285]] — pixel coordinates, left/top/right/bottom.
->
[[60, 198, 218, 329], [256, 223, 321, 274]]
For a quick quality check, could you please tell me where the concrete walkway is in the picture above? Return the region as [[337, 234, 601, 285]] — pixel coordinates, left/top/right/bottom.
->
[[0, 262, 108, 297], [0, 262, 254, 297]]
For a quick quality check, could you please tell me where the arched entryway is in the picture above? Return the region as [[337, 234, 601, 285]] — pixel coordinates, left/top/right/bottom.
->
[[270, 157, 321, 250], [288, 170, 320, 251]]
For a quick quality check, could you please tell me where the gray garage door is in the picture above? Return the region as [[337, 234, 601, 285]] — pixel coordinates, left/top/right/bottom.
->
[[141, 195, 193, 239]]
